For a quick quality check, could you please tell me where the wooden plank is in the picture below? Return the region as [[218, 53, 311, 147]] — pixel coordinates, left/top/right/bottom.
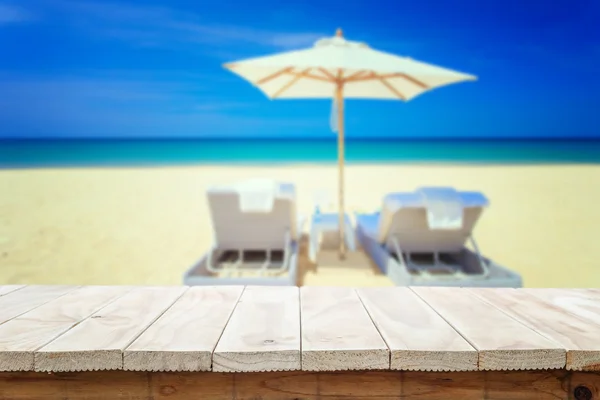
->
[[0, 371, 151, 400], [153, 371, 233, 399], [471, 288, 600, 371], [124, 286, 243, 372], [411, 287, 566, 371], [0, 285, 77, 325], [35, 286, 187, 372], [212, 286, 301, 372], [0, 285, 131, 372], [541, 288, 600, 298], [0, 285, 25, 297], [570, 371, 600, 400], [300, 286, 389, 371], [231, 371, 405, 400], [357, 287, 478, 371], [0, 370, 593, 400], [483, 370, 571, 400], [523, 288, 600, 326]]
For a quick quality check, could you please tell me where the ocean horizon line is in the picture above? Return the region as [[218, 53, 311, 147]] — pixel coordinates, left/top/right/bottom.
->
[[2, 137, 600, 143], [2, 137, 600, 168], [4, 160, 600, 171]]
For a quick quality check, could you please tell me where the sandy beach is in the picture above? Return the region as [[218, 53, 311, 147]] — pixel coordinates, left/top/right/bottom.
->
[[0, 164, 599, 288]]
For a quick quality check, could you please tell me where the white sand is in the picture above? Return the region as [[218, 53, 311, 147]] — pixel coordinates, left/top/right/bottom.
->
[[0, 164, 599, 287]]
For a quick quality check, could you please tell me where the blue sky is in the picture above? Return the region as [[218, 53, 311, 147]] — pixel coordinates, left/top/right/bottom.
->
[[0, 0, 599, 139]]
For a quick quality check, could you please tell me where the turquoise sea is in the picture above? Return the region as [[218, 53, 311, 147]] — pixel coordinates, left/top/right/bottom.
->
[[1, 139, 600, 168]]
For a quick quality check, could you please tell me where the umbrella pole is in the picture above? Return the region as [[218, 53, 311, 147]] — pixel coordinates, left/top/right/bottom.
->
[[336, 84, 347, 260]]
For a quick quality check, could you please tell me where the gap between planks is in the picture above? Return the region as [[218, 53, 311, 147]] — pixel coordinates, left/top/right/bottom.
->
[[2, 286, 599, 373], [357, 287, 478, 371], [469, 287, 600, 371], [0, 286, 133, 371], [411, 287, 566, 371], [213, 286, 301, 373], [34, 286, 189, 372], [0, 285, 26, 297], [300, 286, 389, 371], [0, 286, 80, 326], [124, 286, 244, 372]]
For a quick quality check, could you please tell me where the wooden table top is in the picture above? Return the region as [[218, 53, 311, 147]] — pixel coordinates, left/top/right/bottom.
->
[[0, 285, 599, 373]]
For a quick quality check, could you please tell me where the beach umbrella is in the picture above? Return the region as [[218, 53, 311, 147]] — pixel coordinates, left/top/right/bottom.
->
[[223, 29, 477, 260]]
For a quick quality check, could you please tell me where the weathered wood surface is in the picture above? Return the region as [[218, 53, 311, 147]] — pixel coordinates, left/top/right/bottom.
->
[[470, 288, 600, 371], [212, 286, 301, 373], [125, 286, 243, 372], [35, 286, 187, 372], [0, 286, 131, 371], [524, 288, 600, 326], [0, 285, 25, 297], [412, 286, 566, 371], [357, 287, 478, 372], [0, 285, 77, 325], [300, 286, 389, 371], [0, 285, 599, 374], [1, 370, 599, 400]]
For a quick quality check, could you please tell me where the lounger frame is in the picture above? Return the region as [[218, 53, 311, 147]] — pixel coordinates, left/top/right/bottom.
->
[[356, 188, 523, 288], [182, 243, 299, 286], [357, 223, 523, 287], [205, 230, 292, 275], [183, 181, 301, 286], [386, 234, 490, 279]]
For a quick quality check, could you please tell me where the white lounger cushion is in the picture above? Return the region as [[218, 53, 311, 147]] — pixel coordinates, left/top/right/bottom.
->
[[419, 187, 464, 230], [233, 178, 278, 212], [207, 179, 298, 249], [365, 187, 489, 253]]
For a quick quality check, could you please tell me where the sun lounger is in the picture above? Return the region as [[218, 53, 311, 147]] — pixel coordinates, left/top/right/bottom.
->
[[183, 178, 304, 286], [356, 187, 522, 287]]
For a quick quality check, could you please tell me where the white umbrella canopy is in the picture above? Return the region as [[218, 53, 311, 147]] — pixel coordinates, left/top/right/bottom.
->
[[224, 29, 476, 100], [223, 29, 477, 259]]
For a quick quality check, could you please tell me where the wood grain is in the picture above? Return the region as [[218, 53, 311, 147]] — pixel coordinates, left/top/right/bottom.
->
[[0, 285, 77, 325], [0, 285, 131, 372], [35, 286, 187, 372], [300, 286, 389, 371], [483, 370, 570, 400], [231, 371, 404, 400], [523, 288, 600, 326], [124, 286, 243, 372], [212, 286, 301, 372], [471, 288, 600, 371], [412, 287, 566, 371], [0, 285, 598, 378], [0, 285, 25, 297], [357, 287, 477, 371], [570, 371, 600, 400], [0, 371, 151, 400], [0, 370, 591, 400]]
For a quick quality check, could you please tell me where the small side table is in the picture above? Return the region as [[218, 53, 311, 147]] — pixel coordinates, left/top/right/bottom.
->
[[308, 212, 357, 263]]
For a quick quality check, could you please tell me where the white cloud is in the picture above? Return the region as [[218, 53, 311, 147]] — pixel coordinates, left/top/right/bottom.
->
[[51, 1, 325, 52]]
